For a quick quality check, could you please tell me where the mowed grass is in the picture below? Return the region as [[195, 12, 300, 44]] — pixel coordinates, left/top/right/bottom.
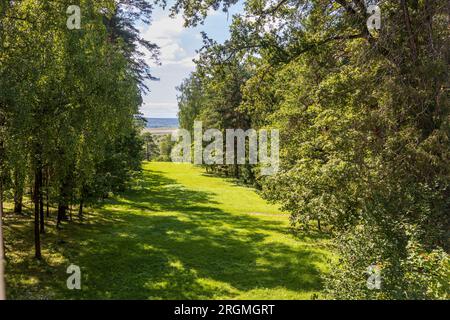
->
[[4, 162, 331, 300]]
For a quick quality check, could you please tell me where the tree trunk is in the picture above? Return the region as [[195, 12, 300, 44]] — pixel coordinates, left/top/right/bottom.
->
[[33, 169, 41, 259], [30, 185, 33, 207], [13, 172, 23, 215], [46, 168, 50, 218], [401, 0, 418, 61], [13, 190, 22, 215], [57, 203, 68, 228], [0, 180, 6, 299], [78, 199, 84, 221], [57, 179, 71, 228], [39, 168, 45, 234], [46, 193, 50, 218], [57, 203, 65, 228]]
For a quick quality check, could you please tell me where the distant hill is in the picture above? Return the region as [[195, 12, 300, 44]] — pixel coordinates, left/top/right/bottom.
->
[[144, 118, 179, 129]]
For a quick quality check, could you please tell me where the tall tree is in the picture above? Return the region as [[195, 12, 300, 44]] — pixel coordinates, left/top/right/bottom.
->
[[0, 0, 159, 260]]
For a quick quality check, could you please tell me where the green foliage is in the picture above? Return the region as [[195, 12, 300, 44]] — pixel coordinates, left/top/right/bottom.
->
[[174, 0, 450, 299], [141, 132, 159, 161], [177, 53, 255, 180], [157, 134, 175, 162], [0, 0, 158, 260], [326, 227, 449, 300], [1, 0, 449, 300]]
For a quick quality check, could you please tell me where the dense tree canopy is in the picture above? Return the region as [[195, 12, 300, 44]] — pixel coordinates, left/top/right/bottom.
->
[[177, 0, 449, 299], [0, 0, 157, 270]]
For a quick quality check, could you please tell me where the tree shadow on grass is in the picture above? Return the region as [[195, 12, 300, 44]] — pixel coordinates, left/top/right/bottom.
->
[[103, 170, 221, 213], [6, 169, 329, 300], [65, 215, 326, 299]]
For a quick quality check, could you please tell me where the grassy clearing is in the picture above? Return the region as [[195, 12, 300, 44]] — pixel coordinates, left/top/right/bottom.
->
[[4, 162, 331, 299]]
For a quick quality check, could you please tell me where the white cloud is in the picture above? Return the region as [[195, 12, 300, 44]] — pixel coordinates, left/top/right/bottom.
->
[[141, 15, 195, 66], [146, 102, 177, 106], [138, 3, 241, 118]]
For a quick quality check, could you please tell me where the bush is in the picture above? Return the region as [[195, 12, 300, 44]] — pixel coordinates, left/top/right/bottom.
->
[[325, 224, 449, 300]]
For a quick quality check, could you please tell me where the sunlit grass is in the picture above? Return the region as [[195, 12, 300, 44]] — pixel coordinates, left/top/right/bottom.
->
[[4, 162, 331, 300]]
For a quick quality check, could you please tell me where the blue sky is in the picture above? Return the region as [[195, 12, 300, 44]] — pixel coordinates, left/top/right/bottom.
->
[[139, 2, 244, 118]]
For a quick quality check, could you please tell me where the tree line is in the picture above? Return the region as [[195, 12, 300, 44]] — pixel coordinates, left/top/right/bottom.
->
[[0, 0, 158, 289], [176, 0, 449, 299]]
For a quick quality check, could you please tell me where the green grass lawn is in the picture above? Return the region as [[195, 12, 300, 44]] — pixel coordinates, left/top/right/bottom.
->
[[4, 162, 331, 300]]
